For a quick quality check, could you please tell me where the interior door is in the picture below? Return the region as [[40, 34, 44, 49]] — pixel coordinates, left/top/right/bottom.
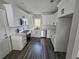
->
[[0, 9, 10, 59]]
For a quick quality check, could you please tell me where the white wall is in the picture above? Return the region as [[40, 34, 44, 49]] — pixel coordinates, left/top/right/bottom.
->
[[12, 6, 33, 27], [0, 0, 6, 4], [55, 18, 72, 52], [7, 6, 34, 35], [0, 4, 5, 10], [71, 23, 79, 59], [31, 13, 57, 37], [57, 0, 76, 17], [66, 0, 79, 59]]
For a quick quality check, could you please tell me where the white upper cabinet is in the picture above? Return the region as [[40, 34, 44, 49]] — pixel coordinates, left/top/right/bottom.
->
[[12, 7, 30, 26], [57, 0, 76, 17], [4, 4, 15, 27], [42, 13, 57, 26], [42, 15, 52, 25], [3, 4, 30, 27]]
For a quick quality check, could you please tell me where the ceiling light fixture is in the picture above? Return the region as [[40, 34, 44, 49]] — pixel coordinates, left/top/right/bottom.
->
[[50, 0, 54, 2]]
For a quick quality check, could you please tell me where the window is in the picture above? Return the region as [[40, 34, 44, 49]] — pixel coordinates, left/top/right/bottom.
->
[[34, 18, 41, 27]]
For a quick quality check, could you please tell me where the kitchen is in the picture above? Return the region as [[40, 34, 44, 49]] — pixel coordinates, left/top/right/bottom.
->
[[0, 0, 79, 59]]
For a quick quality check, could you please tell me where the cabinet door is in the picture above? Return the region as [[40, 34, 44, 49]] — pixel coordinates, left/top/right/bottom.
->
[[31, 30, 41, 37], [0, 37, 10, 59], [0, 9, 10, 58], [4, 4, 15, 27], [47, 30, 51, 38], [47, 30, 55, 38], [2, 37, 10, 57], [0, 39, 4, 59], [0, 9, 6, 59]]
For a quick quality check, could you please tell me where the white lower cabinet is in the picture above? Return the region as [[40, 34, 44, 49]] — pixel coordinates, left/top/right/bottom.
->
[[31, 29, 47, 37], [31, 30, 41, 37], [0, 36, 11, 59], [47, 30, 55, 38], [11, 34, 27, 50], [2, 37, 11, 57], [0, 39, 4, 59]]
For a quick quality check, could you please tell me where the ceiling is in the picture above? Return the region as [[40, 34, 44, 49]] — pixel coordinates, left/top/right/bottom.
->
[[3, 0, 61, 14]]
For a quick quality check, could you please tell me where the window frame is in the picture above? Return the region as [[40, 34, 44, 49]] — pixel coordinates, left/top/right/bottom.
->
[[33, 15, 42, 28]]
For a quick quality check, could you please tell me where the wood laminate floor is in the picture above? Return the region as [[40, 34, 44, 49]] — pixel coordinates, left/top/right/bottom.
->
[[4, 38, 66, 59]]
